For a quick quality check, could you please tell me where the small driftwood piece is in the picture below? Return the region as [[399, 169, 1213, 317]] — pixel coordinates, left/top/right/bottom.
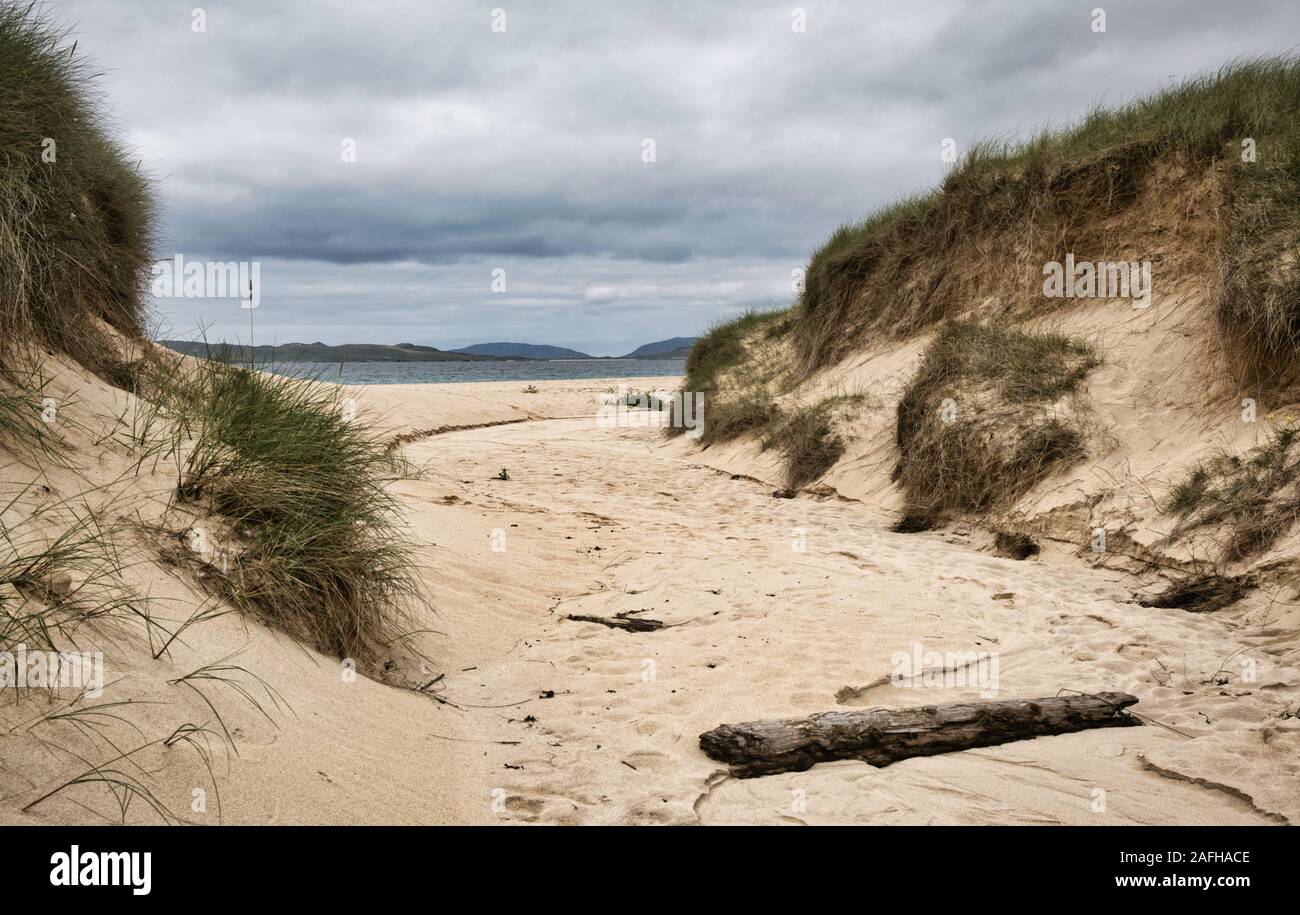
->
[[564, 611, 664, 632], [700, 692, 1140, 777]]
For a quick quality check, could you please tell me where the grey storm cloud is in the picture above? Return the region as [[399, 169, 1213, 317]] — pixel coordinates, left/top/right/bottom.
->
[[50, 0, 1300, 354]]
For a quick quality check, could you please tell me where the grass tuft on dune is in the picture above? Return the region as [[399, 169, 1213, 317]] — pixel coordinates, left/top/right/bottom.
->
[[761, 393, 870, 489], [160, 353, 421, 668], [1164, 424, 1300, 562], [679, 308, 789, 401], [893, 322, 1099, 528], [0, 1, 155, 378]]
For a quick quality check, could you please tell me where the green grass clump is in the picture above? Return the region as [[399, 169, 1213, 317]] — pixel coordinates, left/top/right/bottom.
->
[[762, 394, 869, 488], [682, 308, 789, 396], [894, 322, 1099, 526], [673, 308, 790, 444], [907, 321, 1100, 405], [795, 58, 1300, 384], [1163, 465, 1214, 517], [699, 388, 779, 446], [0, 2, 154, 372], [1164, 425, 1300, 561], [166, 354, 418, 666]]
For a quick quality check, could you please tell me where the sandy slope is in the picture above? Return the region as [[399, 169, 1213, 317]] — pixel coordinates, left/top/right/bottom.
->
[[0, 372, 681, 825], [2, 370, 1296, 825], [388, 397, 1297, 825]]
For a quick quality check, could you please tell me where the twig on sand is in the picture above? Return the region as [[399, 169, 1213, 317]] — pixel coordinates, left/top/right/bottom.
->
[[427, 732, 522, 746], [564, 611, 667, 632], [835, 653, 997, 703]]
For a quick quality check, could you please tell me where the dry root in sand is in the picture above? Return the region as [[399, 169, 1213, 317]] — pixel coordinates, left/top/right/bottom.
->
[[564, 611, 665, 632], [1138, 574, 1255, 613]]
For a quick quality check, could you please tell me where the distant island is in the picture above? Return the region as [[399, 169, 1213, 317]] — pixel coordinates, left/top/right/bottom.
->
[[451, 342, 593, 359], [159, 337, 698, 362], [452, 338, 697, 359], [158, 341, 505, 363], [620, 337, 697, 359]]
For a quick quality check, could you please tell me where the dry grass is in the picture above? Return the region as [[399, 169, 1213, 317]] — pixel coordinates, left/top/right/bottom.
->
[[0, 2, 155, 375], [1163, 424, 1300, 561], [893, 322, 1099, 528], [0, 359, 67, 460], [761, 393, 870, 488], [701, 388, 779, 446], [0, 491, 154, 653]]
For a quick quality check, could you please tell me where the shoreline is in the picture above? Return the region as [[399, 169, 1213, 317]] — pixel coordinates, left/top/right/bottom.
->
[[253, 361, 689, 386]]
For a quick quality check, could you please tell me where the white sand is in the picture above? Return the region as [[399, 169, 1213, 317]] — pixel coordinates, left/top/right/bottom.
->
[[379, 385, 1296, 824], [2, 364, 1296, 825]]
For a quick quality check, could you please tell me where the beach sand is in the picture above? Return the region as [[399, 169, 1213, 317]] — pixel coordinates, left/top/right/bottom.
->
[[2, 371, 1295, 826], [353, 376, 1295, 825]]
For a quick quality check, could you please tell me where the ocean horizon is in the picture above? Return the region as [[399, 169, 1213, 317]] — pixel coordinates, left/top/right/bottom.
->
[[264, 356, 686, 385]]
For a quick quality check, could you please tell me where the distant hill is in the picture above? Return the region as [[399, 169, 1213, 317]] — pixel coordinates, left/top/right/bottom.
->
[[159, 337, 698, 362], [159, 341, 504, 363], [620, 337, 697, 359], [451, 342, 592, 360]]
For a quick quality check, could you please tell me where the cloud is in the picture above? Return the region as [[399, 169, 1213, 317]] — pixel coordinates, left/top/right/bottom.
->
[[56, 0, 1300, 353]]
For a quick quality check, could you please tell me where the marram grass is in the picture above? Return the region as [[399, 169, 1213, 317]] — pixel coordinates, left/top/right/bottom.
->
[[158, 351, 421, 668], [0, 1, 154, 375]]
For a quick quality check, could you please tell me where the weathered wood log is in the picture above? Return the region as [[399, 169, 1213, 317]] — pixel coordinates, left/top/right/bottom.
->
[[700, 692, 1140, 777], [564, 611, 664, 632]]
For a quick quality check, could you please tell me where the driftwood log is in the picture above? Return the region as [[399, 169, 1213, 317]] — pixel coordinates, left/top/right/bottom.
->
[[700, 692, 1140, 777]]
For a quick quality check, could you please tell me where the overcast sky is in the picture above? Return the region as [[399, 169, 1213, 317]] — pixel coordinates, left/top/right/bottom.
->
[[56, 0, 1300, 355]]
